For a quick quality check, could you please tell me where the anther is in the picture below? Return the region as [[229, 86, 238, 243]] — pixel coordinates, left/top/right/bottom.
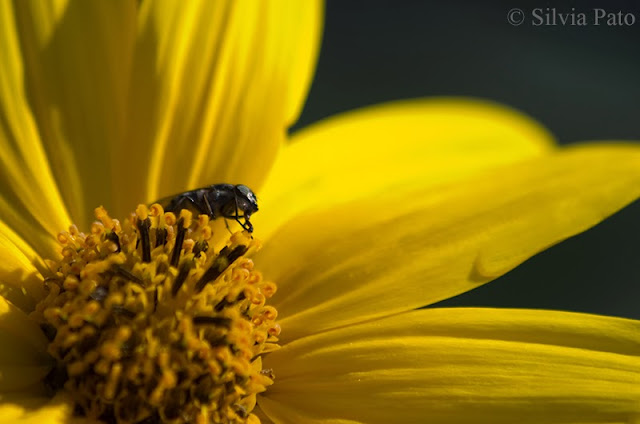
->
[[110, 265, 144, 287], [105, 231, 121, 252], [194, 245, 249, 293], [170, 218, 186, 268], [111, 306, 136, 320], [137, 217, 152, 263], [227, 244, 249, 263], [155, 227, 167, 247], [192, 316, 233, 328], [193, 240, 209, 258], [171, 263, 192, 297]]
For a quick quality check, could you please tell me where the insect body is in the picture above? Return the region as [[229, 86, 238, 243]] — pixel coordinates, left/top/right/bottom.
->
[[156, 184, 258, 232]]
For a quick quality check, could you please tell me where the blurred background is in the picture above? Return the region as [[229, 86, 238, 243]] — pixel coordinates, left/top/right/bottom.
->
[[293, 1, 640, 319]]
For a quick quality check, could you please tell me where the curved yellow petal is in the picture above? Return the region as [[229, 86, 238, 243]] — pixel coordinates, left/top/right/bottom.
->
[[0, 297, 51, 391], [0, 393, 74, 424], [260, 308, 640, 424], [255, 98, 556, 239], [256, 143, 640, 342], [253, 405, 276, 424], [0, 1, 71, 241], [0, 220, 47, 311], [0, 296, 48, 354], [9, 0, 137, 228], [115, 0, 323, 216]]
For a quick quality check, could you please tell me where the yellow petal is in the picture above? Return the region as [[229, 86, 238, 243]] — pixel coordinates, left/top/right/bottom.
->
[[0, 296, 48, 353], [255, 98, 556, 239], [0, 297, 51, 391], [253, 405, 276, 424], [260, 308, 640, 424], [256, 143, 640, 342], [115, 0, 323, 216], [0, 220, 47, 311], [0, 393, 74, 424], [0, 1, 71, 242], [9, 0, 137, 228]]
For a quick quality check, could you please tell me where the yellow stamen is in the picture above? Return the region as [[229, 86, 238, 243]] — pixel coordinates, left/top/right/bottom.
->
[[31, 205, 279, 424]]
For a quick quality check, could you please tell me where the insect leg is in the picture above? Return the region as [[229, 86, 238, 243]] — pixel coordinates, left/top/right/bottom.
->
[[233, 194, 253, 232], [223, 218, 232, 234], [202, 193, 215, 216]]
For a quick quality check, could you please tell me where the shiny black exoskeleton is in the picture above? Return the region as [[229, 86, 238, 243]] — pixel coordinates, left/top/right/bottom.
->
[[156, 184, 258, 232]]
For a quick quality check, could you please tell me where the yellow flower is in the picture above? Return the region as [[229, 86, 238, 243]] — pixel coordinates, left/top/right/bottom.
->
[[1, 1, 640, 423]]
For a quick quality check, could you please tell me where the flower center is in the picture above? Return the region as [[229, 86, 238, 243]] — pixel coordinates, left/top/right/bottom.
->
[[30, 205, 280, 424]]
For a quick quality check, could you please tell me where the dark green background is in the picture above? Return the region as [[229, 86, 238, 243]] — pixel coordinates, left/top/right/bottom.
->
[[294, 1, 640, 319]]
